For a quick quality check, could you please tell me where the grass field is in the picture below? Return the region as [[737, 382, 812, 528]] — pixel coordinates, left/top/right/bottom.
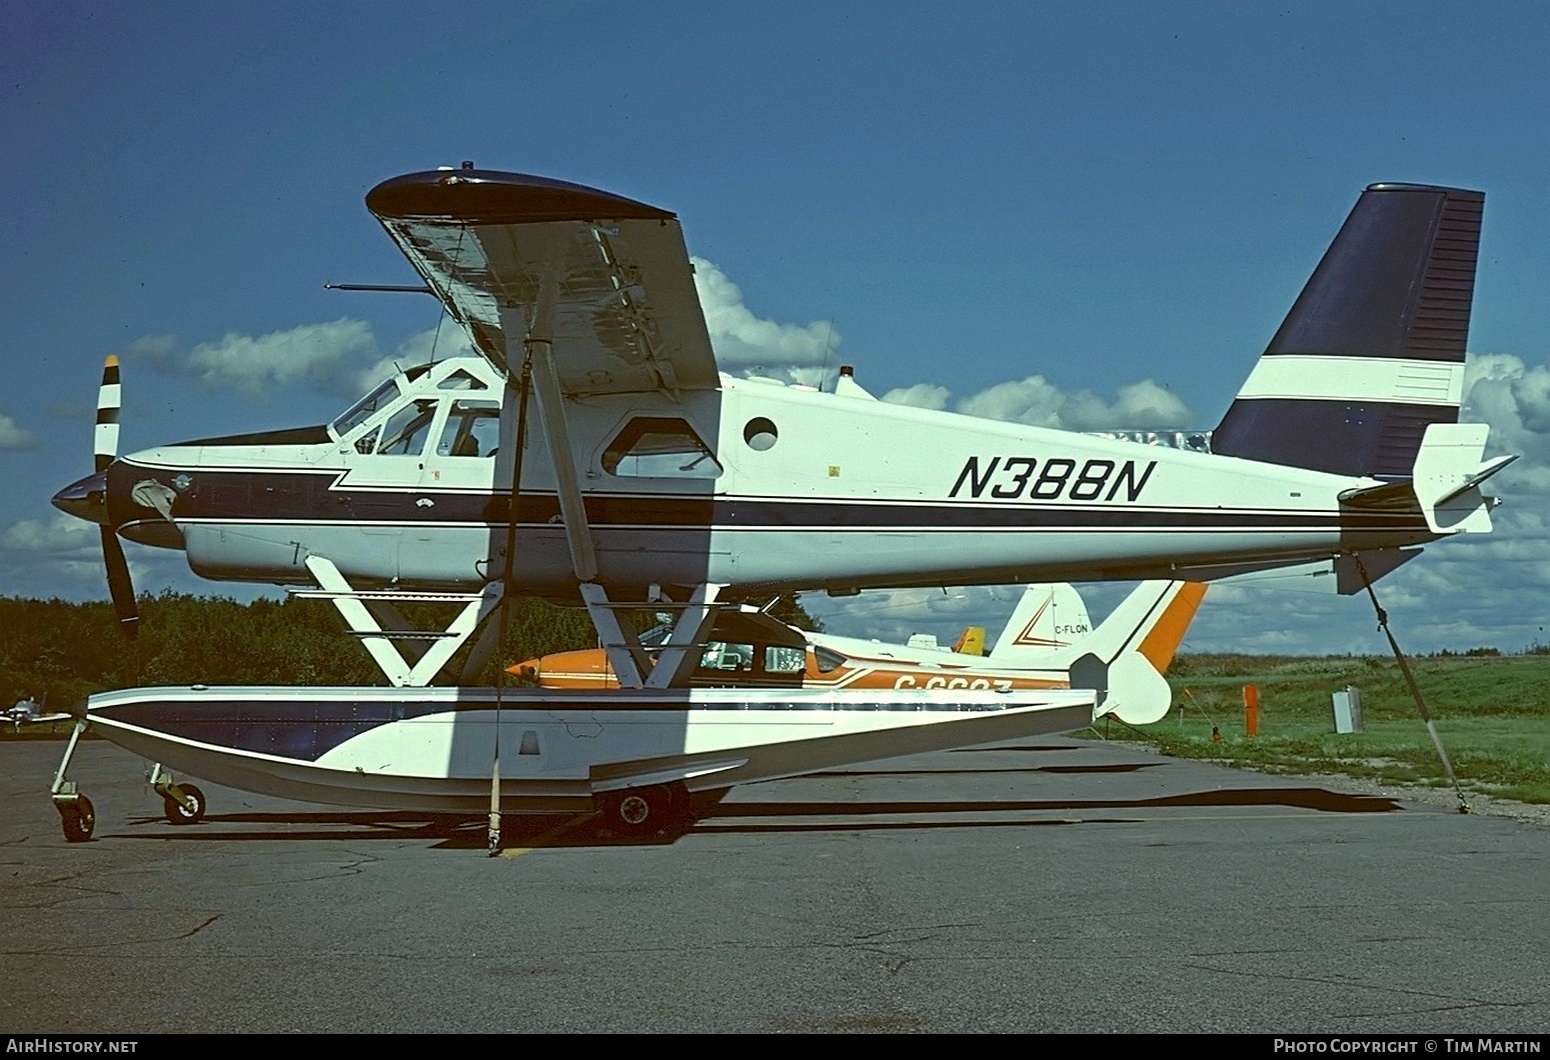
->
[[1096, 653, 1550, 804]]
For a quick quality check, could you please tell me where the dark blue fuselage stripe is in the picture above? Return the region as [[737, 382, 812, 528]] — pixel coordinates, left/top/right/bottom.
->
[[111, 463, 1428, 534]]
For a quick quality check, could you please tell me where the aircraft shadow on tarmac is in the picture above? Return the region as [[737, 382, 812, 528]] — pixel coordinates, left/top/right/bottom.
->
[[107, 773, 1405, 850]]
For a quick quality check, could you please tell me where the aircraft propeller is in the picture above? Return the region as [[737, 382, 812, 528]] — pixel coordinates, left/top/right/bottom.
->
[[51, 356, 139, 638]]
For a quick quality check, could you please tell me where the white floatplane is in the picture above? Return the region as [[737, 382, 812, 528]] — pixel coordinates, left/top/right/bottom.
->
[[42, 168, 1509, 844]]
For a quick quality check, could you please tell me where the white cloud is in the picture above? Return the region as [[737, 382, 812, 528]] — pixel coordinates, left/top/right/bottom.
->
[[0, 515, 109, 597], [1463, 353, 1550, 462], [879, 383, 951, 411], [2, 514, 101, 556], [0, 413, 36, 450], [185, 318, 377, 399], [887, 373, 1195, 431], [693, 258, 841, 387], [122, 333, 179, 369], [123, 316, 481, 404]]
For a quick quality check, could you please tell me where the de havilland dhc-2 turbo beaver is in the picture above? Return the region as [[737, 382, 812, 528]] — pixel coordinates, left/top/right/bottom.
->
[[43, 167, 1511, 844]]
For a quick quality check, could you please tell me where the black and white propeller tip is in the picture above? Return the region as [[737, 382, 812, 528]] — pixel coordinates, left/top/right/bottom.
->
[[51, 354, 138, 638]]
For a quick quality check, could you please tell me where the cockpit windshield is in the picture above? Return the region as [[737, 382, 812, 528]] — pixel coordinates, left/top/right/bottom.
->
[[331, 377, 402, 439]]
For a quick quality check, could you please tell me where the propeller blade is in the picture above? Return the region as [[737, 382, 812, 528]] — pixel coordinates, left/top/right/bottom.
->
[[95, 354, 121, 473], [101, 526, 139, 638], [94, 354, 137, 637]]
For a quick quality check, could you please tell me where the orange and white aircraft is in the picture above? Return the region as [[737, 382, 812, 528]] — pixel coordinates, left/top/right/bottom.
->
[[512, 581, 1205, 725]]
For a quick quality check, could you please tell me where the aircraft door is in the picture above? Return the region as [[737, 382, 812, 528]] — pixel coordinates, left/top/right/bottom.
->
[[402, 398, 500, 584], [587, 406, 728, 589], [333, 396, 444, 581]]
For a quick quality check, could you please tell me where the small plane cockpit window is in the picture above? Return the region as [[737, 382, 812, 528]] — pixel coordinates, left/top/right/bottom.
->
[[436, 400, 500, 458], [602, 417, 722, 479], [378, 399, 439, 456], [332, 378, 401, 439], [765, 646, 806, 674], [813, 647, 846, 675], [698, 642, 754, 672]]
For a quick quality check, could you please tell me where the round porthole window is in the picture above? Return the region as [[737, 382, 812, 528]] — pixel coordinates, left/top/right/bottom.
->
[[743, 417, 778, 451]]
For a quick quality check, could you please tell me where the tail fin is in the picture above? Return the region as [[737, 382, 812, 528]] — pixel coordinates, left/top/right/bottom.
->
[[951, 626, 986, 656], [986, 583, 1093, 664], [1052, 582, 1205, 726], [1213, 183, 1483, 480]]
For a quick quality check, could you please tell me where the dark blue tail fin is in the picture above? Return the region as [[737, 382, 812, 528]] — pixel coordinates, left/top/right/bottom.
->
[[1213, 183, 1483, 480]]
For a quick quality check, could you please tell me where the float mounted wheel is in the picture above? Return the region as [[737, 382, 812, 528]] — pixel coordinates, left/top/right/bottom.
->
[[163, 784, 207, 825], [60, 795, 96, 843], [603, 783, 689, 838]]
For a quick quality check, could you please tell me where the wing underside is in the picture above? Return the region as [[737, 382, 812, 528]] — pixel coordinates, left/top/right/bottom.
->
[[366, 168, 720, 397]]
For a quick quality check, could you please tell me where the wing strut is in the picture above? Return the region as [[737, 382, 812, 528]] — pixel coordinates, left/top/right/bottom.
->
[[519, 271, 726, 689], [526, 270, 598, 583]]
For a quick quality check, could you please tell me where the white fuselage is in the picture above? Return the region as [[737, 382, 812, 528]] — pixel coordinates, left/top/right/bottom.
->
[[105, 359, 1428, 599]]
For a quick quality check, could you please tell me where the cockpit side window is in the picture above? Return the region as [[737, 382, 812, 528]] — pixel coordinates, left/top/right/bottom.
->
[[332, 378, 401, 439], [436, 400, 500, 458], [813, 647, 846, 674], [765, 646, 806, 674], [378, 399, 440, 456], [602, 417, 722, 478]]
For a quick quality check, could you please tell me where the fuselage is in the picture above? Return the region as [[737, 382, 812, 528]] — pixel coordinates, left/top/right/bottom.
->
[[68, 357, 1435, 600]]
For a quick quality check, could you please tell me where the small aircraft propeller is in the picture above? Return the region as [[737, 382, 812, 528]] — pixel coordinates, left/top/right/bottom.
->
[[52, 356, 139, 638], [93, 355, 139, 637]]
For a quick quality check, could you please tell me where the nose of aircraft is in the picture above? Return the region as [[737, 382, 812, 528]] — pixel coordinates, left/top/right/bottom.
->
[[52, 470, 111, 526]]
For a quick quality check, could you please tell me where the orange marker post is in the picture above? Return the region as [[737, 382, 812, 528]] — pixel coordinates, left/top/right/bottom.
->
[[1243, 684, 1260, 737]]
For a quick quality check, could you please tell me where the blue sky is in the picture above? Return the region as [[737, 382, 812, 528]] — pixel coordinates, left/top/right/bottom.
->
[[3, 1, 1548, 656]]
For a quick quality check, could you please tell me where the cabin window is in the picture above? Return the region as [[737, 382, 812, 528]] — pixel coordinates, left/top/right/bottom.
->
[[332, 378, 401, 438], [436, 400, 500, 458], [602, 417, 721, 479], [813, 647, 846, 675], [764, 646, 805, 674], [743, 417, 778, 451], [697, 642, 754, 672], [353, 425, 381, 455], [378, 399, 439, 456]]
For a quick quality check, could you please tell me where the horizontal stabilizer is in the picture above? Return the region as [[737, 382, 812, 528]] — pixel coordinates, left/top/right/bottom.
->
[[1197, 549, 1421, 595], [1340, 423, 1514, 535], [1409, 422, 1514, 533]]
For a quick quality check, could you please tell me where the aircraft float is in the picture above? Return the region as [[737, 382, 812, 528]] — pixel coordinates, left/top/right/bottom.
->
[[43, 168, 1509, 845]]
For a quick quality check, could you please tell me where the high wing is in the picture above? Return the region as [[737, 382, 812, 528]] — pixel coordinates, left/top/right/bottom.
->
[[366, 166, 720, 397]]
